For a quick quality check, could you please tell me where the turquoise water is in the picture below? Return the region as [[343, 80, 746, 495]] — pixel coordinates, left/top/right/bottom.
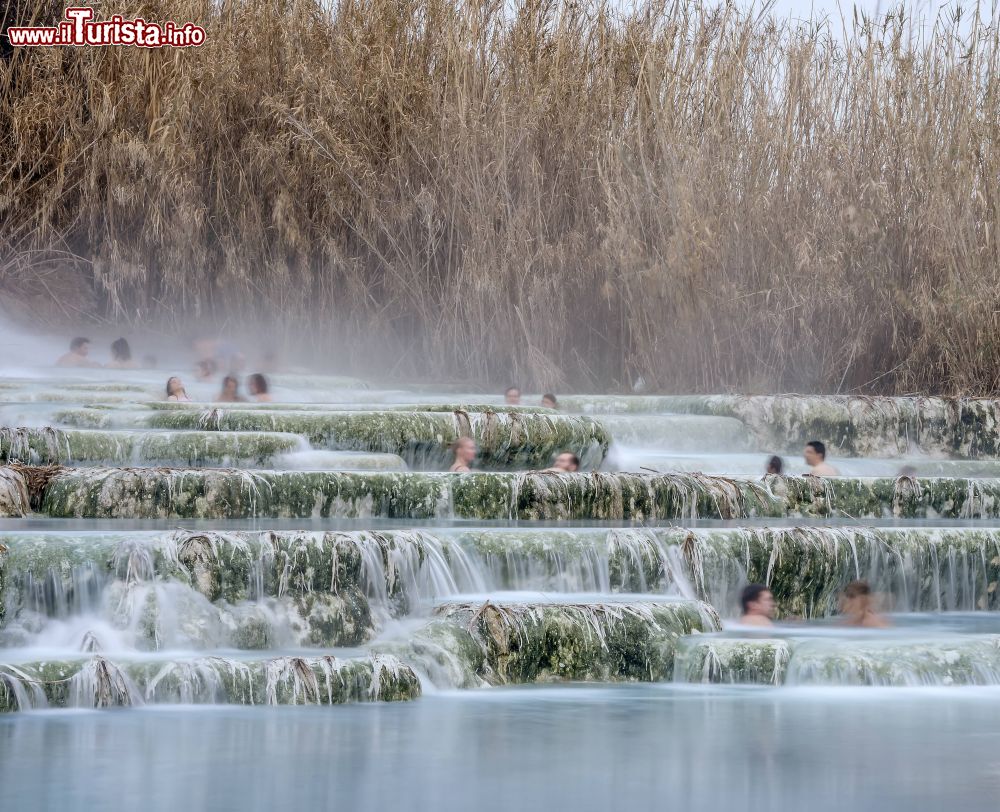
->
[[3, 685, 999, 811]]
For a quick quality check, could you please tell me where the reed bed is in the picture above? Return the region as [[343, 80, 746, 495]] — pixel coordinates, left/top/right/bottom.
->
[[2, 0, 998, 392]]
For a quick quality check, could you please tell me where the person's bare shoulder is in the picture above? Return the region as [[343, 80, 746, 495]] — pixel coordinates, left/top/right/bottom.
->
[[862, 613, 891, 628], [738, 614, 773, 627]]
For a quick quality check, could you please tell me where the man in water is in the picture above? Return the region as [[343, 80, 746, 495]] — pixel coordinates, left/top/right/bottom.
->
[[804, 440, 839, 475], [541, 393, 558, 409], [505, 386, 521, 406], [839, 581, 890, 628], [739, 584, 775, 627], [545, 451, 580, 473], [449, 437, 477, 472], [55, 337, 100, 368]]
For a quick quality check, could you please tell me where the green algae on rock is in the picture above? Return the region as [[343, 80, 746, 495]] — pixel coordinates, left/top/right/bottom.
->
[[0, 427, 302, 467], [277, 451, 408, 471], [5, 524, 986, 622], [660, 395, 1000, 458], [0, 653, 420, 711], [674, 526, 1000, 618], [51, 408, 145, 429], [674, 636, 791, 685], [0, 531, 381, 649], [492, 471, 783, 521], [772, 474, 1000, 519], [671, 633, 1000, 687], [447, 525, 1000, 617], [39, 468, 447, 520], [35, 469, 784, 520], [146, 402, 555, 415], [143, 408, 609, 470], [0, 529, 469, 634], [435, 598, 720, 685], [375, 618, 488, 690], [782, 636, 1000, 686], [48, 467, 1000, 521], [12, 520, 1000, 632]]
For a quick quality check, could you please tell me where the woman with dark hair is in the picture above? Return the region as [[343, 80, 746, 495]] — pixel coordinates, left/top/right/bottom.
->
[[107, 337, 138, 369], [166, 376, 191, 402], [247, 373, 272, 402], [839, 581, 890, 628], [216, 375, 245, 403], [765, 455, 783, 475]]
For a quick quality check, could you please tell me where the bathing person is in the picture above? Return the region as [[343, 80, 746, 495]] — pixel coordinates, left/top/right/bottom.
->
[[107, 337, 138, 369], [838, 581, 890, 628], [55, 337, 100, 368], [449, 437, 477, 472], [217, 375, 245, 403], [766, 455, 783, 475], [195, 358, 218, 381], [505, 386, 521, 406], [247, 373, 272, 402], [546, 451, 580, 473], [804, 440, 839, 476], [898, 465, 917, 477], [541, 393, 559, 409], [739, 584, 775, 627], [166, 376, 191, 402]]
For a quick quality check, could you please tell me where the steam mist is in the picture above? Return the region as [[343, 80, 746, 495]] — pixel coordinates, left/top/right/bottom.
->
[[3, 0, 998, 393]]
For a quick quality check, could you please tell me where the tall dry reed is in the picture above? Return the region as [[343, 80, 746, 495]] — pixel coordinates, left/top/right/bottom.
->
[[1, 0, 998, 392]]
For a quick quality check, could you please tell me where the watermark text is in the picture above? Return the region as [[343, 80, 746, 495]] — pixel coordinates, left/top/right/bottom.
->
[[8, 7, 205, 48]]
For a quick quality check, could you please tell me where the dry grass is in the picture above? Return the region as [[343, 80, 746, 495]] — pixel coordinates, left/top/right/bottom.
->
[[1, 0, 998, 393]]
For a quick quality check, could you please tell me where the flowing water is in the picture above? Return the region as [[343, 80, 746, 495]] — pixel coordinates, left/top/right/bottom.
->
[[5, 687, 1000, 812], [3, 358, 1000, 808]]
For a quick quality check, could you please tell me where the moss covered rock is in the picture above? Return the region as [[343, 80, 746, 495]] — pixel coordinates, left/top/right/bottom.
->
[[142, 408, 609, 470], [0, 653, 420, 710], [0, 468, 29, 518], [43, 468, 1000, 521], [0, 427, 302, 467], [674, 636, 791, 684], [435, 598, 720, 684], [661, 394, 1000, 458], [784, 636, 1000, 686]]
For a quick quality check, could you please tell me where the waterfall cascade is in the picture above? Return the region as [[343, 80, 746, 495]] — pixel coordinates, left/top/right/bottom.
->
[[5, 370, 1000, 710]]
